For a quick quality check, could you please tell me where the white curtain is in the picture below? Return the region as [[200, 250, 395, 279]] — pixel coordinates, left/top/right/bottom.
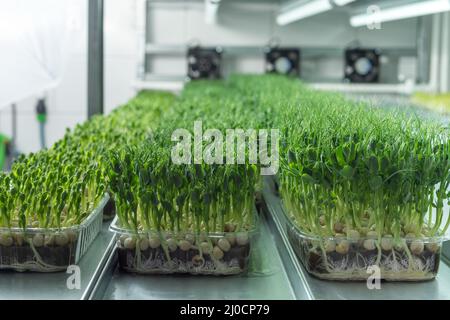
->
[[0, 0, 79, 109]]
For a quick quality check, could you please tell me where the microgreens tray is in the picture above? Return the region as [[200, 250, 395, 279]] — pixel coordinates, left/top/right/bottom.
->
[[109, 208, 260, 276], [0, 194, 108, 272], [284, 209, 448, 281]]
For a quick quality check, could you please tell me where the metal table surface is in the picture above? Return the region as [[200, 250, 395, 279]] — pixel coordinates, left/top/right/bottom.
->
[[0, 222, 114, 300], [91, 212, 303, 300], [263, 177, 450, 300]]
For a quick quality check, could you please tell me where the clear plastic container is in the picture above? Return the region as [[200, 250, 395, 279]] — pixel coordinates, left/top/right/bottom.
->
[[286, 216, 446, 281], [102, 198, 116, 221], [0, 194, 109, 272], [109, 213, 259, 276]]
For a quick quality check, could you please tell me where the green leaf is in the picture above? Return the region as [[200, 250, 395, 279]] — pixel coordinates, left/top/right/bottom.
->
[[368, 155, 378, 174], [369, 175, 383, 191], [335, 146, 346, 167], [340, 165, 354, 180]]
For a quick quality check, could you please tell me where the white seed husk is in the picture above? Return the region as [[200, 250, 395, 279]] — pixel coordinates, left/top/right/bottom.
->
[[225, 233, 236, 246], [45, 235, 55, 246], [336, 240, 350, 254], [218, 238, 231, 252], [200, 242, 212, 255], [394, 239, 406, 251], [366, 231, 378, 240], [33, 234, 44, 247], [212, 246, 224, 260], [381, 235, 393, 251], [119, 234, 128, 246], [426, 242, 439, 253], [185, 233, 195, 244], [410, 240, 424, 255], [178, 239, 191, 251], [13, 234, 24, 246], [333, 222, 344, 233], [149, 236, 161, 249], [347, 229, 360, 242], [324, 240, 336, 253], [405, 233, 416, 241], [0, 234, 13, 247], [224, 223, 236, 233], [319, 215, 326, 226], [139, 238, 149, 251], [236, 232, 249, 246], [167, 238, 178, 252], [124, 237, 136, 249], [363, 239, 376, 251], [359, 227, 369, 236], [55, 233, 69, 246]]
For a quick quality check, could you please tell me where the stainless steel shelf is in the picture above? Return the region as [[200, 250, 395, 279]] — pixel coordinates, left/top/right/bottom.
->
[[0, 222, 115, 300], [90, 211, 305, 300], [262, 177, 450, 300]]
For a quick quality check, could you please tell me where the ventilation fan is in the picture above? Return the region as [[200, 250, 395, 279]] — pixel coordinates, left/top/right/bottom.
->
[[265, 47, 300, 76], [187, 46, 222, 80], [344, 48, 380, 83]]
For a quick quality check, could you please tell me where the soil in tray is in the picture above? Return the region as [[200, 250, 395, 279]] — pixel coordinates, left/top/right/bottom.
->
[[0, 243, 76, 269], [117, 244, 251, 273]]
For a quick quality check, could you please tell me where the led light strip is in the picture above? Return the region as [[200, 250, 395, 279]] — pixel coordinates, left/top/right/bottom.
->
[[350, 0, 450, 27], [276, 0, 357, 26]]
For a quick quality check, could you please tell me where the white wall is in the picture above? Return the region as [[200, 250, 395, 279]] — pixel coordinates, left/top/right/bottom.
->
[[146, 1, 420, 81], [0, 0, 139, 154], [0, 0, 424, 155]]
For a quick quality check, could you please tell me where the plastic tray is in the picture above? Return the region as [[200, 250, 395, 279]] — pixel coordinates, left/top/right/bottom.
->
[[285, 214, 446, 281], [0, 194, 109, 272], [109, 210, 259, 276]]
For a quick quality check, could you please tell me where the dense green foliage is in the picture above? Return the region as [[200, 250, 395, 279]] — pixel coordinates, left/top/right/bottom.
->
[[1, 74, 448, 244], [109, 80, 263, 233], [0, 91, 173, 229], [277, 86, 450, 240]]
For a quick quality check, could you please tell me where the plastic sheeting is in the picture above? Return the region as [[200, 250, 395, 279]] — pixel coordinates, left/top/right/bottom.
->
[[0, 0, 79, 109]]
